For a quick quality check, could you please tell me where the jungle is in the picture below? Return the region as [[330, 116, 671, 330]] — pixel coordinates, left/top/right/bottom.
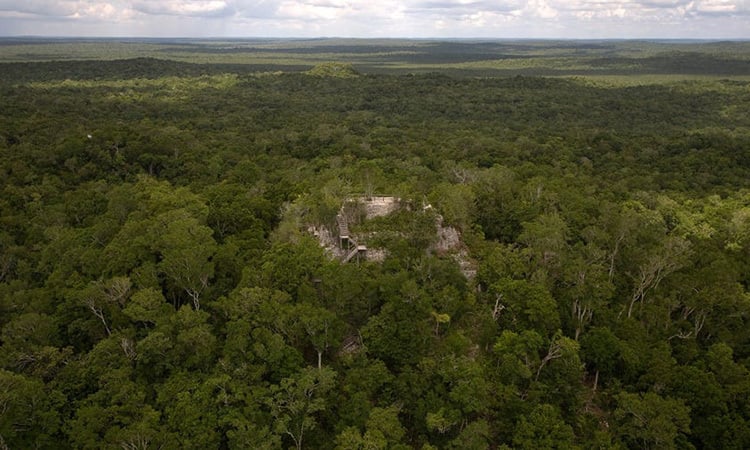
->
[[1, 38, 750, 449]]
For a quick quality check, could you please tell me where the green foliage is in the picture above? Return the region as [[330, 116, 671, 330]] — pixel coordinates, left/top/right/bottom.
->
[[1, 42, 750, 449], [0, 369, 65, 448], [361, 282, 432, 368], [491, 278, 561, 335], [613, 392, 691, 450], [429, 182, 476, 231], [307, 62, 360, 78], [512, 404, 577, 450], [580, 327, 621, 383], [269, 366, 337, 450], [335, 405, 407, 449]]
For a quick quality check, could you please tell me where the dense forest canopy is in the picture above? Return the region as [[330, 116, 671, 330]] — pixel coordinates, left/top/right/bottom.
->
[[1, 39, 750, 449]]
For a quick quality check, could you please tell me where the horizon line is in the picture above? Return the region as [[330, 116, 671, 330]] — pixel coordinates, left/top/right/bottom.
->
[[1, 35, 750, 42]]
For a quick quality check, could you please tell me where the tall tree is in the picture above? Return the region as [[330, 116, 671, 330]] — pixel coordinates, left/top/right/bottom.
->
[[269, 366, 337, 450]]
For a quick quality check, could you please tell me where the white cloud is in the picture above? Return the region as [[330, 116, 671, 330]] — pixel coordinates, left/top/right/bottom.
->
[[0, 0, 139, 24], [525, 0, 558, 19], [275, 0, 350, 20], [638, 0, 689, 7], [691, 0, 737, 13], [0, 0, 748, 37], [0, 0, 97, 17], [132, 0, 234, 17]]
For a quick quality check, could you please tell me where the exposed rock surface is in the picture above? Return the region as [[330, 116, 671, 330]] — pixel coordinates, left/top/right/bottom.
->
[[361, 196, 400, 219], [310, 197, 473, 278], [434, 216, 476, 280]]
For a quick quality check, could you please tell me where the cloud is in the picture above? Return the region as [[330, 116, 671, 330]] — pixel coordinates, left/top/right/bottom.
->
[[413, 1, 524, 12], [690, 0, 740, 13], [0, 0, 748, 37], [229, 0, 279, 18], [132, 0, 234, 17], [0, 0, 96, 17], [274, 0, 350, 20], [0, 0, 134, 22], [638, 0, 689, 7]]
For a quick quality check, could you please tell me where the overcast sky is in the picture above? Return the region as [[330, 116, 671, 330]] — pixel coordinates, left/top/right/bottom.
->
[[0, 1, 748, 39]]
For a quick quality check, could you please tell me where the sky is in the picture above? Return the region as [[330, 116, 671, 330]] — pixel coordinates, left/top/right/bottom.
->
[[0, 0, 748, 39]]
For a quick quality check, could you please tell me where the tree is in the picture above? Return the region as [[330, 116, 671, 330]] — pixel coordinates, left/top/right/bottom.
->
[[556, 243, 614, 340], [613, 392, 691, 450], [259, 238, 326, 299], [361, 289, 432, 368], [296, 302, 343, 369], [336, 355, 394, 431], [490, 278, 561, 335], [580, 327, 621, 390], [155, 210, 216, 310], [625, 236, 691, 319], [472, 165, 530, 243], [512, 404, 577, 450], [0, 369, 65, 449], [156, 372, 234, 449], [170, 305, 218, 371], [0, 312, 65, 379], [429, 182, 476, 230], [335, 405, 407, 450], [122, 287, 172, 328], [204, 181, 273, 240], [493, 329, 543, 387], [67, 369, 168, 449], [519, 212, 569, 275], [269, 366, 337, 450], [534, 333, 579, 382], [446, 420, 491, 450], [78, 276, 132, 336]]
